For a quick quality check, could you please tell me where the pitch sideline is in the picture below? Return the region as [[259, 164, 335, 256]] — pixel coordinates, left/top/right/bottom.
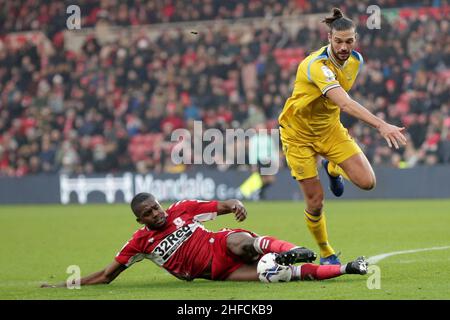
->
[[367, 245, 450, 264]]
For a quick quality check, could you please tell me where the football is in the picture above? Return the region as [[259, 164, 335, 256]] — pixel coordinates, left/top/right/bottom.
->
[[257, 253, 292, 283]]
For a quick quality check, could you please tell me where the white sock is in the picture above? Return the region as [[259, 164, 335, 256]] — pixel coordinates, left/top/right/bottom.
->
[[252, 237, 265, 255], [289, 265, 301, 280]]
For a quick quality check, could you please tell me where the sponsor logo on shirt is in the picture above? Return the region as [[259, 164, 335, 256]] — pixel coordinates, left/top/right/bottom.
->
[[149, 223, 199, 266], [321, 65, 336, 82]]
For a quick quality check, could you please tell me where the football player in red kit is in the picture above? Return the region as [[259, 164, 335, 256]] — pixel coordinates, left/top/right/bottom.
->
[[41, 193, 367, 287]]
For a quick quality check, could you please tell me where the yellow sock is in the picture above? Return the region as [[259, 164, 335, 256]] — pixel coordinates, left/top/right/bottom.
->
[[303, 210, 335, 258], [327, 161, 349, 180]]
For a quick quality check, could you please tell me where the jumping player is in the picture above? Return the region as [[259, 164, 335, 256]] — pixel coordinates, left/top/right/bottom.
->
[[278, 8, 407, 264], [41, 193, 368, 287]]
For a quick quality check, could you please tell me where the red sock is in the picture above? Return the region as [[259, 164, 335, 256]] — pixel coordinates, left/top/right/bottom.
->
[[254, 236, 297, 254], [300, 263, 343, 280]]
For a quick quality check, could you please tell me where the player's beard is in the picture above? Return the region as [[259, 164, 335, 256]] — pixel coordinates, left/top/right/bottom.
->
[[331, 46, 350, 63]]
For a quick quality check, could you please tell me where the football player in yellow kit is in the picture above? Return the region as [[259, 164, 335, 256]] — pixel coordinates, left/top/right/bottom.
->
[[278, 8, 407, 264]]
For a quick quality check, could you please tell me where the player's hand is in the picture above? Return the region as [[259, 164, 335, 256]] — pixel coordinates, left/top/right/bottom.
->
[[232, 201, 247, 222], [378, 123, 407, 149]]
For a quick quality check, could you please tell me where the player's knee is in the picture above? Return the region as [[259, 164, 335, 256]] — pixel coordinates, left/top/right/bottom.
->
[[305, 194, 323, 214], [226, 234, 258, 261], [226, 235, 240, 252], [359, 175, 376, 190], [241, 242, 259, 262], [362, 182, 375, 191]]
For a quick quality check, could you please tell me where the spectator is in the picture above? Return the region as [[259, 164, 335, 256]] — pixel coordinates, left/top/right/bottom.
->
[[0, 2, 448, 177]]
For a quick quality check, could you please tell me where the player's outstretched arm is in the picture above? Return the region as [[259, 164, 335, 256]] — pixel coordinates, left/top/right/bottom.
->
[[217, 199, 247, 222], [40, 260, 127, 288], [326, 86, 407, 149]]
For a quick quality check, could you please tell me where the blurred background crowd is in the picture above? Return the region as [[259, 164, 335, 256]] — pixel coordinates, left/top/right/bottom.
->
[[0, 0, 449, 176], [0, 0, 440, 35]]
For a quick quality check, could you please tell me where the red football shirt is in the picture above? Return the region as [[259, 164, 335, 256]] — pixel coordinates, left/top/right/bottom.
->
[[115, 200, 219, 280]]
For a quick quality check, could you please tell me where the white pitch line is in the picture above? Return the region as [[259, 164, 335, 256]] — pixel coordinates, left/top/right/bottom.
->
[[367, 246, 450, 264]]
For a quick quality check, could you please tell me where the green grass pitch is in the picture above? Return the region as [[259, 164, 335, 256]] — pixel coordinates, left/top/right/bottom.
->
[[1, 200, 449, 300]]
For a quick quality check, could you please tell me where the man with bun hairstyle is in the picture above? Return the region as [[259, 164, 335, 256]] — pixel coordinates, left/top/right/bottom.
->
[[279, 8, 407, 264]]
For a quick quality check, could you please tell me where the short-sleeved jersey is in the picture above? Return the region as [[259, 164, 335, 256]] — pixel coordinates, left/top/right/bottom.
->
[[115, 200, 219, 281], [278, 45, 363, 142]]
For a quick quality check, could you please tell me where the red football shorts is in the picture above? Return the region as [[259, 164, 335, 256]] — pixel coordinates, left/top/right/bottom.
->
[[210, 228, 258, 280]]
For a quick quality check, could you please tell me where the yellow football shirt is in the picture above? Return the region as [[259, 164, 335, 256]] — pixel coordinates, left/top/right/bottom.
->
[[278, 45, 363, 142]]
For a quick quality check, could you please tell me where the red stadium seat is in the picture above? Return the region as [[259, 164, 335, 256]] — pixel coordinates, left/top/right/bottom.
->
[[128, 133, 166, 162], [90, 136, 105, 148]]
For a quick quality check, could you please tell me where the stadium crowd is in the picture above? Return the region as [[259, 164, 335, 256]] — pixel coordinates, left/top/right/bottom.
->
[[0, 0, 437, 35], [0, 1, 449, 176]]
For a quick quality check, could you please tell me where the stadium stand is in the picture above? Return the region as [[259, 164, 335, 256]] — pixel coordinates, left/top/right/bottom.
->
[[0, 1, 449, 176], [0, 0, 438, 34]]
